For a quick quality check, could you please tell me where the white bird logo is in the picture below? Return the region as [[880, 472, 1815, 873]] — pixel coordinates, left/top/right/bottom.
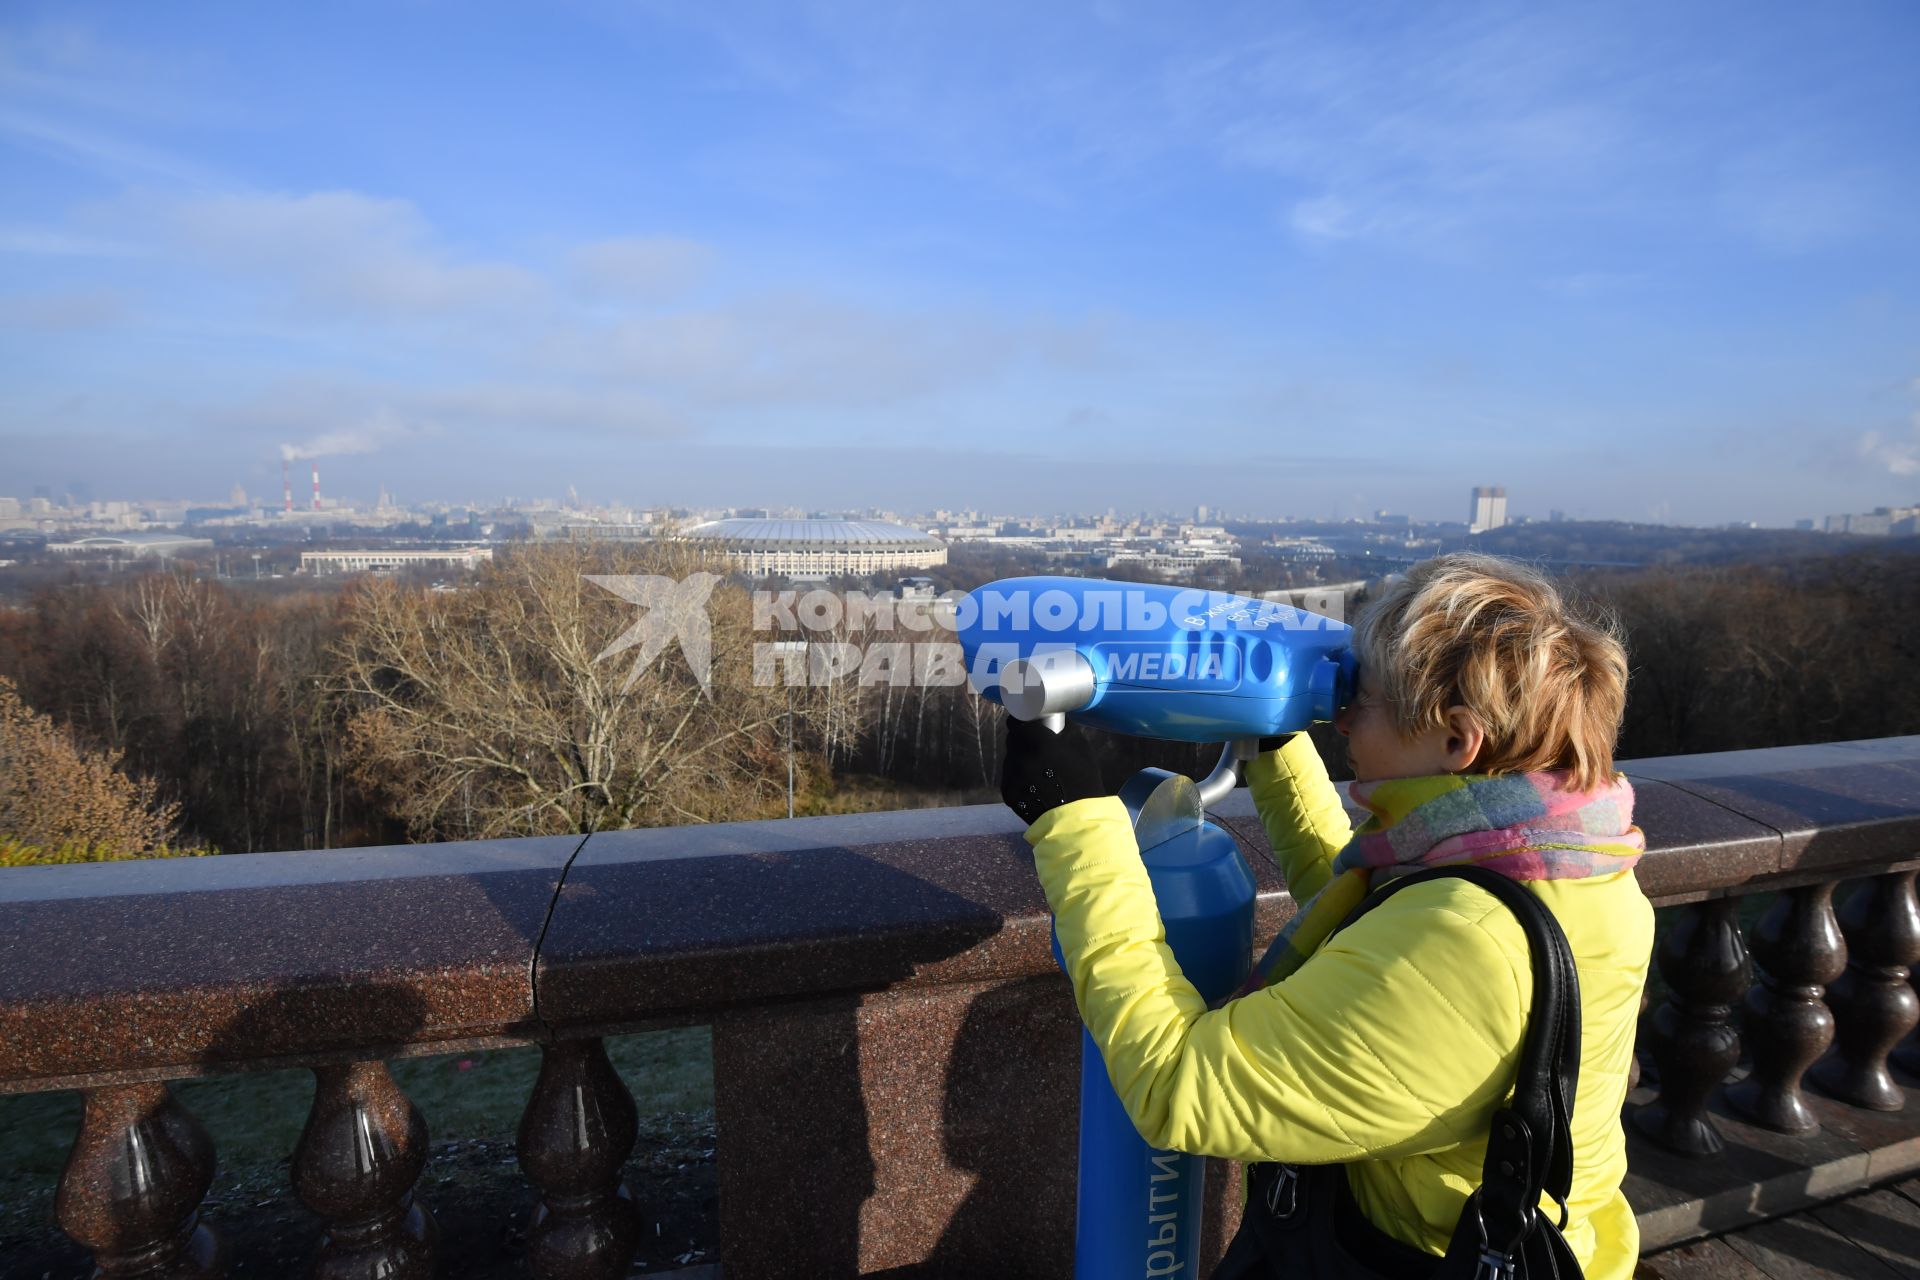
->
[[587, 573, 723, 697]]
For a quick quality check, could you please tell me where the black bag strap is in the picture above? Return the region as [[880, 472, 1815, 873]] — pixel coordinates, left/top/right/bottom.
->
[[1331, 866, 1582, 1217]]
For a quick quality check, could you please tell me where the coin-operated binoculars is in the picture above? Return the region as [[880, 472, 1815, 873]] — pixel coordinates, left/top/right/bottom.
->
[[957, 576, 1354, 1279]]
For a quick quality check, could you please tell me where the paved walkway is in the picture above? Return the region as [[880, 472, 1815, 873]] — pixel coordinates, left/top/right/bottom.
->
[[1640, 1178, 1920, 1279]]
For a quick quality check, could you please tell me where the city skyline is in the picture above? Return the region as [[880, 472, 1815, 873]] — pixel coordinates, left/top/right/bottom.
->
[[4, 3, 1919, 525], [0, 465, 1907, 527], [10, 477, 1915, 537]]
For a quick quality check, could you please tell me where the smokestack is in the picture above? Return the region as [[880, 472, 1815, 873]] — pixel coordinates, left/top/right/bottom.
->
[[283, 459, 292, 514], [312, 464, 321, 512]]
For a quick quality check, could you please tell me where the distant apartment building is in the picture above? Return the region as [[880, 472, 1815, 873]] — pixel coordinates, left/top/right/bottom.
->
[[1469, 486, 1509, 533], [1268, 537, 1338, 561], [1178, 524, 1236, 549], [1039, 526, 1111, 544], [1822, 507, 1920, 537], [1105, 547, 1241, 577], [538, 521, 660, 541], [300, 548, 494, 576], [934, 521, 1002, 540]]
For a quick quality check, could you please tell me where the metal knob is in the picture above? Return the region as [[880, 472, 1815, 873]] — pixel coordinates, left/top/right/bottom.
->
[[999, 650, 1097, 722]]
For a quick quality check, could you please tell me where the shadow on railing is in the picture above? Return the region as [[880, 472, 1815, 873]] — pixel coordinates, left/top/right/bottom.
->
[[3, 737, 1919, 1277]]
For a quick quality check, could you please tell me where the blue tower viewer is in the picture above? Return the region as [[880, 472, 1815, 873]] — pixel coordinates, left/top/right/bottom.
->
[[962, 576, 1354, 1276]]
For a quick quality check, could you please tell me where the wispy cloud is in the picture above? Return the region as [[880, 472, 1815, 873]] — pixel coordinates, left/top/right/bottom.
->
[[640, 5, 1182, 201], [0, 21, 227, 187], [1180, 11, 1647, 254], [0, 224, 138, 256], [139, 190, 546, 319], [1718, 145, 1886, 253], [0, 288, 124, 329], [535, 288, 1118, 415], [409, 383, 685, 438], [1287, 195, 1367, 243], [1858, 381, 1920, 478], [1859, 423, 1920, 477], [181, 377, 687, 461], [0, 20, 201, 120], [0, 108, 225, 187], [1539, 271, 1649, 299], [279, 412, 416, 463], [568, 236, 714, 300], [650, 5, 1907, 267]]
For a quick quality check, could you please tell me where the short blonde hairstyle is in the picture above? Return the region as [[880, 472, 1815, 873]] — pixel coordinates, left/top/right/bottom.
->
[[1352, 553, 1628, 790]]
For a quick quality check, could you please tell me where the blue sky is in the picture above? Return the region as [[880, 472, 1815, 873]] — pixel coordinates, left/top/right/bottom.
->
[[2, 1, 1917, 525]]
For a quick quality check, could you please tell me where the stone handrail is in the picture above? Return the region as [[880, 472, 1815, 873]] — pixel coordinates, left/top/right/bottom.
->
[[2, 736, 1918, 1276]]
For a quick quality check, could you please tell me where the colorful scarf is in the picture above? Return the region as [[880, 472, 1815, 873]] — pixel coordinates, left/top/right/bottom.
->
[[1239, 771, 1645, 996]]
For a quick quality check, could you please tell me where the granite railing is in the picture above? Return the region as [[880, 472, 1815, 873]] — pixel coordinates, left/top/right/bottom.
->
[[2, 736, 1919, 1278]]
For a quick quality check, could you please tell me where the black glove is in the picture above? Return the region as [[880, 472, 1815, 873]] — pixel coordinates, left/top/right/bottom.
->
[[1000, 716, 1106, 824]]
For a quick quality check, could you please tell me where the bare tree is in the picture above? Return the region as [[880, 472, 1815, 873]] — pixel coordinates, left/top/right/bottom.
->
[[333, 538, 848, 839]]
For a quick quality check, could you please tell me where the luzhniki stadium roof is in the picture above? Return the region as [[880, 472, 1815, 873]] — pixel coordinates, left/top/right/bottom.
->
[[680, 519, 943, 551]]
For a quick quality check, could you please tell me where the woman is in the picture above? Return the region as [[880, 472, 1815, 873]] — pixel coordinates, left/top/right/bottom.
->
[[1001, 553, 1654, 1278]]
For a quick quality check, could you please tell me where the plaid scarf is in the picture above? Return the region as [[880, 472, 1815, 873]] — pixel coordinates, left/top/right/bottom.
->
[[1239, 771, 1645, 995]]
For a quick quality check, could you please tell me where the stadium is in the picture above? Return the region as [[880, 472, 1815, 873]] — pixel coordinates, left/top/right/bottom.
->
[[680, 518, 947, 579], [46, 532, 215, 558]]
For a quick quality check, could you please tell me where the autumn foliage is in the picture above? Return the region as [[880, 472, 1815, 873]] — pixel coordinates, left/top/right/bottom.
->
[[0, 675, 198, 863]]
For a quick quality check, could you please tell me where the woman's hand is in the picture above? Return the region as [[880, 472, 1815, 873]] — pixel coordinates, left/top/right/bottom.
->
[[999, 716, 1107, 825]]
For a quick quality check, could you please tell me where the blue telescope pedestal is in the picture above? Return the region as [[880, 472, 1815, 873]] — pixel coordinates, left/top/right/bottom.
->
[[1057, 783, 1255, 1279], [956, 577, 1353, 1275], [948, 587, 1344, 1274]]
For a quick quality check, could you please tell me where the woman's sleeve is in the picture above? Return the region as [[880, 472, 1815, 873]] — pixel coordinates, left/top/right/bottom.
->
[[1244, 733, 1354, 902], [1028, 796, 1529, 1164]]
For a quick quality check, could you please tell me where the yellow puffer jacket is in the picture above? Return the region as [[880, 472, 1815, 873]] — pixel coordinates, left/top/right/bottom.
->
[[1026, 735, 1654, 1280]]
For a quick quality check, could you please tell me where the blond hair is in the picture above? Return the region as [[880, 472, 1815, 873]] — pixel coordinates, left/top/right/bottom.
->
[[1352, 553, 1628, 790]]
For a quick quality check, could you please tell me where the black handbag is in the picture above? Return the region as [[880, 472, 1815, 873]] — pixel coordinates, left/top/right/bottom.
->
[[1213, 865, 1587, 1280]]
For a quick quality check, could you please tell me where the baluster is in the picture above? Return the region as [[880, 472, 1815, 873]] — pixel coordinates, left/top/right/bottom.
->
[[1894, 968, 1920, 1077], [1811, 870, 1920, 1110], [55, 1081, 228, 1278], [1726, 884, 1847, 1133], [1633, 896, 1750, 1156], [517, 1038, 640, 1280], [292, 1060, 438, 1279]]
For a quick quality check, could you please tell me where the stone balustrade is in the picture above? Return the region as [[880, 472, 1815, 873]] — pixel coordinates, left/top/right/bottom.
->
[[2, 736, 1918, 1277]]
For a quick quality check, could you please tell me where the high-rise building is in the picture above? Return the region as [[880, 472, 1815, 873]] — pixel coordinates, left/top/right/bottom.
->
[[1469, 486, 1508, 533]]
